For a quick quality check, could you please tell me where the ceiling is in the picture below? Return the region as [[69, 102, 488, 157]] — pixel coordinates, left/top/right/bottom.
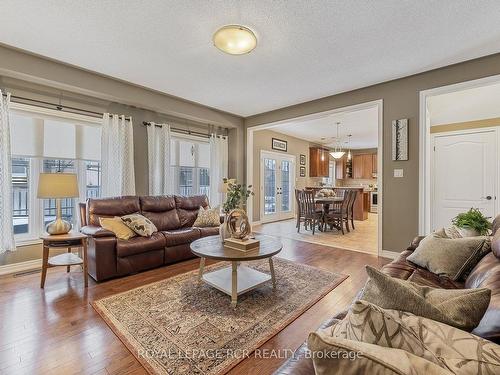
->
[[269, 106, 379, 149], [1, 1, 500, 117], [428, 82, 500, 125]]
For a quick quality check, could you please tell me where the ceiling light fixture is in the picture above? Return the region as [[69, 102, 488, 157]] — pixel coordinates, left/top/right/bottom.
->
[[213, 25, 257, 55], [347, 135, 352, 160], [330, 122, 345, 159]]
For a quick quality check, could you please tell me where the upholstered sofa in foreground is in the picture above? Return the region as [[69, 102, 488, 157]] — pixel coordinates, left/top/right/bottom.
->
[[79, 195, 219, 282], [274, 218, 500, 374]]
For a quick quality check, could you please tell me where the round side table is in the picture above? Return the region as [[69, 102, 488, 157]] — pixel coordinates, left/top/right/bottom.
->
[[40, 231, 88, 288]]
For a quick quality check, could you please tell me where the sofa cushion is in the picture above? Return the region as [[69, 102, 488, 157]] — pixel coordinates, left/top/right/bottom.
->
[[121, 213, 158, 237], [116, 232, 166, 258], [162, 228, 201, 247], [193, 206, 220, 227], [332, 300, 500, 375], [175, 195, 209, 227], [87, 196, 140, 226], [308, 330, 450, 375], [360, 266, 491, 331], [139, 196, 181, 231], [198, 226, 220, 237], [407, 232, 490, 280], [99, 217, 136, 240]]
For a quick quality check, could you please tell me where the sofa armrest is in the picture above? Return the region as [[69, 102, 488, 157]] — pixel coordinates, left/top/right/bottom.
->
[[407, 235, 425, 251], [81, 225, 115, 238]]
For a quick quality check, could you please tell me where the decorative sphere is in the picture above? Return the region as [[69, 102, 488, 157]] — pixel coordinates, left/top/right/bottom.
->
[[227, 209, 251, 240]]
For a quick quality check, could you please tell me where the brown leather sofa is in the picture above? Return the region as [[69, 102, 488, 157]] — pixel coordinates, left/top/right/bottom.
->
[[274, 222, 500, 375], [79, 195, 220, 282]]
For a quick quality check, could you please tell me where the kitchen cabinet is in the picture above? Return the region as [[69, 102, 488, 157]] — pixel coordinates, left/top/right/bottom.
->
[[309, 147, 329, 177], [352, 153, 376, 179]]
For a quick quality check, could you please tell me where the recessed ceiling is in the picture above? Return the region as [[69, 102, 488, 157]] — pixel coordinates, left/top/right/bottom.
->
[[428, 82, 500, 125], [1, 1, 500, 116], [269, 106, 378, 149]]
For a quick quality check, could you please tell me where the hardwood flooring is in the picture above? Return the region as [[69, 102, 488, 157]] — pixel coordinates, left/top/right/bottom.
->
[[254, 213, 378, 255], [0, 238, 390, 375]]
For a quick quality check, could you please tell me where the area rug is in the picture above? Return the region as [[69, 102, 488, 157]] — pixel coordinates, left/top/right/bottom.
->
[[93, 258, 348, 375]]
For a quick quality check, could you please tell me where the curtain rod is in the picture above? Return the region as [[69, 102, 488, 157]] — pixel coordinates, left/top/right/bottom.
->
[[2, 93, 131, 121], [142, 121, 228, 139]]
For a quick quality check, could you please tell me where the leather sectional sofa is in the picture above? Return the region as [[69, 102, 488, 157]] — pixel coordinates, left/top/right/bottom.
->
[[274, 218, 500, 374], [79, 195, 219, 282]]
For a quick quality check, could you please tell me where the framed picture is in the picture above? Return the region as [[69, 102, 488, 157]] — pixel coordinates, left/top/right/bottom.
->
[[272, 138, 287, 152], [299, 154, 306, 165], [392, 119, 408, 161], [300, 166, 306, 177]]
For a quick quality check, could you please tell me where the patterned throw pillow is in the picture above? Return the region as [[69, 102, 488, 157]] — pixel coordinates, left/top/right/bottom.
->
[[121, 213, 158, 237], [99, 216, 136, 240], [330, 300, 500, 375], [193, 206, 220, 227], [308, 329, 451, 375]]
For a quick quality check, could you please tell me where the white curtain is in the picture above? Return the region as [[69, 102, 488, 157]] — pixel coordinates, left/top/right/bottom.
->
[[209, 134, 228, 207], [101, 113, 136, 197], [0, 91, 15, 253], [147, 122, 171, 195]]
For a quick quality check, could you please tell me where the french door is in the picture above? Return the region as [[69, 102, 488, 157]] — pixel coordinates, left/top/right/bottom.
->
[[260, 151, 295, 222]]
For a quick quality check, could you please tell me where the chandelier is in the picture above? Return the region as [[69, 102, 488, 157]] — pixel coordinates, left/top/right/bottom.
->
[[330, 122, 345, 159]]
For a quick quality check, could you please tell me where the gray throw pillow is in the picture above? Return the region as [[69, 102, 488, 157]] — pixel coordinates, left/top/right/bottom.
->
[[406, 231, 490, 280], [359, 266, 491, 331]]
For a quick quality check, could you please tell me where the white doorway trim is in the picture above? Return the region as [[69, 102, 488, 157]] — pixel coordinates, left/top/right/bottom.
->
[[419, 74, 500, 235], [246, 99, 384, 256]]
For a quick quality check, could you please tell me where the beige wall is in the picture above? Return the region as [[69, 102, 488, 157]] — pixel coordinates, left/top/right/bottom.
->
[[246, 53, 500, 252], [0, 45, 245, 266], [252, 129, 323, 221]]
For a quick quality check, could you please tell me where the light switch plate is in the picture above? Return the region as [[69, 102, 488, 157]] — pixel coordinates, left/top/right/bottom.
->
[[394, 169, 404, 178]]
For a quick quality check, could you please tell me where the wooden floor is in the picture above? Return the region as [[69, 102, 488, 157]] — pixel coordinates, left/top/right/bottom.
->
[[254, 213, 378, 254], [0, 238, 390, 375]]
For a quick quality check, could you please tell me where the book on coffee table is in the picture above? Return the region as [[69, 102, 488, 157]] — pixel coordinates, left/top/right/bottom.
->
[[224, 237, 260, 252]]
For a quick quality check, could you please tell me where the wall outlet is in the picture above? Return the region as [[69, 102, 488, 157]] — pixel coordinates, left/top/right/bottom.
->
[[394, 169, 404, 178]]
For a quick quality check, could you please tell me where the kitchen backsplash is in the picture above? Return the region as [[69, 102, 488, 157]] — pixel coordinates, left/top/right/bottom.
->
[[337, 178, 377, 189]]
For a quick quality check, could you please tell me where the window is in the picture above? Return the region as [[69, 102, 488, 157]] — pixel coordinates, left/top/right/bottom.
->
[[170, 135, 211, 196], [9, 105, 101, 243]]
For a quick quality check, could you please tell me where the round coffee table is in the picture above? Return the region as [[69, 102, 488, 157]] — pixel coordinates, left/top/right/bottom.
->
[[190, 234, 283, 307]]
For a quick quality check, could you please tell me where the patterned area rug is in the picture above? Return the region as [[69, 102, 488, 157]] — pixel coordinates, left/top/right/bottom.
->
[[93, 257, 347, 375]]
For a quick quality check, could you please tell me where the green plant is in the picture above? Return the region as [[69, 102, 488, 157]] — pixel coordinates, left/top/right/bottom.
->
[[222, 178, 254, 214], [452, 208, 491, 235]]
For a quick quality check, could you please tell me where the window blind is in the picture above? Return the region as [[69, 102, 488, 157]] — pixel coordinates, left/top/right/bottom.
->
[[10, 112, 101, 160]]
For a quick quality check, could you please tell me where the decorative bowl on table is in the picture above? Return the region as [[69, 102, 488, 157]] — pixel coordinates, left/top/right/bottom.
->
[[316, 189, 336, 198]]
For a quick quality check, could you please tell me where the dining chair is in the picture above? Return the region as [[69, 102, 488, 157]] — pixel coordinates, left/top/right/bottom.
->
[[348, 190, 358, 230], [295, 189, 303, 232], [298, 190, 322, 234], [326, 190, 351, 234]]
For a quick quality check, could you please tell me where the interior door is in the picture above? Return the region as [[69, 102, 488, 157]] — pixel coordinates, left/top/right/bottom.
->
[[432, 130, 496, 231], [261, 152, 295, 222]]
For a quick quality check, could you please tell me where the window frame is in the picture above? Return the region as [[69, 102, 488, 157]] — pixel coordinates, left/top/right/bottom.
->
[[170, 132, 211, 197], [10, 104, 101, 246]]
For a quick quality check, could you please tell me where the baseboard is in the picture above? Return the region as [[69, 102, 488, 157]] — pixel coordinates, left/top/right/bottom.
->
[[0, 259, 42, 276], [380, 250, 400, 259]]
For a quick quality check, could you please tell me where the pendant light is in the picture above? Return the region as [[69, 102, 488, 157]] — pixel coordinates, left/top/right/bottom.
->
[[347, 134, 352, 160], [330, 122, 345, 159]]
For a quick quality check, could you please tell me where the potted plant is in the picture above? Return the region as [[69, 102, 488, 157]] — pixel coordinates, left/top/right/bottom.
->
[[220, 179, 254, 240], [452, 208, 491, 237]]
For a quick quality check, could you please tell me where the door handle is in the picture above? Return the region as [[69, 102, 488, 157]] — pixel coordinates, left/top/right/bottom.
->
[[481, 196, 492, 200]]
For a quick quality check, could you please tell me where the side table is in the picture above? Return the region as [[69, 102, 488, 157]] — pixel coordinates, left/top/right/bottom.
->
[[40, 231, 88, 288]]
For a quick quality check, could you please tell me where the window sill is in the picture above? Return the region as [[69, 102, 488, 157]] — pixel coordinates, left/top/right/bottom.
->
[[15, 238, 43, 247]]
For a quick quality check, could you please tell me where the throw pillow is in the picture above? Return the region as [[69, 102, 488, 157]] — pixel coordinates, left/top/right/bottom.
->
[[308, 330, 451, 375], [193, 206, 220, 227], [330, 300, 500, 375], [406, 231, 490, 280], [121, 213, 158, 237], [359, 266, 490, 331], [99, 216, 136, 240]]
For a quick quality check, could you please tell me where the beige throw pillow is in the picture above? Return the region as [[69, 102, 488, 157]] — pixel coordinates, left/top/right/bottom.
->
[[330, 300, 500, 375], [121, 213, 158, 237], [99, 216, 136, 240], [193, 206, 220, 227], [406, 231, 490, 280], [308, 330, 451, 375], [359, 266, 490, 331]]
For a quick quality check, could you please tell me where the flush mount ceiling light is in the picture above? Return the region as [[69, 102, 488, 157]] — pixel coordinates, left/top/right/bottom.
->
[[330, 122, 346, 159], [213, 25, 257, 55]]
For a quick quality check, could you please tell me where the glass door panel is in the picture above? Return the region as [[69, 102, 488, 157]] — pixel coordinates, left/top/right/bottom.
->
[[263, 158, 277, 215], [281, 160, 291, 212]]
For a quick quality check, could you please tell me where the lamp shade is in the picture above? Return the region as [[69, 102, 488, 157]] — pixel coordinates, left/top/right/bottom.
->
[[218, 178, 236, 193], [37, 173, 79, 198]]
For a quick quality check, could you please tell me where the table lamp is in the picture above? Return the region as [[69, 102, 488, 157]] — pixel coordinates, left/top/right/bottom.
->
[[37, 173, 79, 235]]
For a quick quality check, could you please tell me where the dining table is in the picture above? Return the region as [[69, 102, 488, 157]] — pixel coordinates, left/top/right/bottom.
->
[[314, 196, 344, 231]]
